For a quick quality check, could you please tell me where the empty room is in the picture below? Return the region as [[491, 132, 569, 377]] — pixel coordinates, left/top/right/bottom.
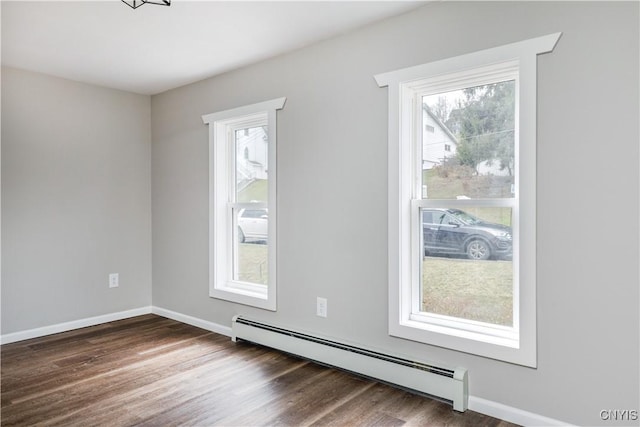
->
[[1, 1, 638, 426]]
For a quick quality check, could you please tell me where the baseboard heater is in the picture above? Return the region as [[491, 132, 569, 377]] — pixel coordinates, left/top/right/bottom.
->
[[231, 316, 468, 412]]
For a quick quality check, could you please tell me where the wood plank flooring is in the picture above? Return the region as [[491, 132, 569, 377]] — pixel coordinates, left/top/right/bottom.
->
[[1, 314, 517, 426]]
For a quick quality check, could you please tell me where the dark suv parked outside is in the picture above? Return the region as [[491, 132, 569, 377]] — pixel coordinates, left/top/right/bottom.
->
[[422, 208, 512, 260]]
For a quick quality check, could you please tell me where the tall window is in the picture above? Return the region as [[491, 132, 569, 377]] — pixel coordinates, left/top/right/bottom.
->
[[202, 98, 286, 311], [375, 34, 560, 366]]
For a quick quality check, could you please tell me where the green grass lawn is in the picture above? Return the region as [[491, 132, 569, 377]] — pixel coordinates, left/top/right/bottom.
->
[[423, 168, 513, 226], [238, 179, 268, 202], [424, 167, 513, 199], [237, 242, 268, 285], [422, 256, 513, 326]]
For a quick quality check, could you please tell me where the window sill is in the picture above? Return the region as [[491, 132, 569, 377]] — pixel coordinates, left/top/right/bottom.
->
[[390, 317, 535, 367], [211, 282, 275, 311], [405, 313, 518, 348]]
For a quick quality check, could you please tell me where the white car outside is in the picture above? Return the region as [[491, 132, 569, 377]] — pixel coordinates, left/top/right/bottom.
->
[[238, 209, 268, 243]]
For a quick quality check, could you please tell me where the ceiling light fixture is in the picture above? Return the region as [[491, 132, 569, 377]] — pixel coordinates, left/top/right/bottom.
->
[[122, 0, 170, 9]]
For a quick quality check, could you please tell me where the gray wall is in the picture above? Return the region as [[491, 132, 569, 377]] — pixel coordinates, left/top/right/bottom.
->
[[2, 67, 152, 333], [151, 2, 639, 425]]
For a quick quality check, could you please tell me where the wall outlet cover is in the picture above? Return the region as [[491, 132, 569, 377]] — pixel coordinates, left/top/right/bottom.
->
[[109, 273, 119, 288], [316, 297, 327, 318]]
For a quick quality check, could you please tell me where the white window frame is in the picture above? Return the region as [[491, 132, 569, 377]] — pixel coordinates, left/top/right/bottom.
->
[[375, 34, 560, 367], [202, 97, 286, 311]]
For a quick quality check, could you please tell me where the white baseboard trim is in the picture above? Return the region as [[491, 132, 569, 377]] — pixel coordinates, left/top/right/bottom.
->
[[468, 396, 573, 427], [0, 306, 231, 346], [151, 306, 232, 337], [0, 306, 153, 345]]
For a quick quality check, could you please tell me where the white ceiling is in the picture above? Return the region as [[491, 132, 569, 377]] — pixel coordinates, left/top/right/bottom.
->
[[1, 1, 426, 95]]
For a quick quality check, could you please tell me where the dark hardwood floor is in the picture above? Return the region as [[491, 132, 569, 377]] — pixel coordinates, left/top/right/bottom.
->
[[1, 314, 517, 426]]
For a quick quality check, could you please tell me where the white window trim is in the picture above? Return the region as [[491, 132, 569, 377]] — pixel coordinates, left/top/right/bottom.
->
[[202, 97, 286, 311], [375, 34, 561, 367]]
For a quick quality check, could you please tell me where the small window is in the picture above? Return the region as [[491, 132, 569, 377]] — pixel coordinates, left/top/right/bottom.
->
[[202, 98, 286, 310], [375, 33, 561, 367], [425, 124, 435, 133]]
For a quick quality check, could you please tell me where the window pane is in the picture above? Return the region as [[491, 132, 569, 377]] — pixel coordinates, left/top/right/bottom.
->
[[235, 125, 268, 203], [420, 206, 513, 326], [421, 80, 515, 199], [234, 207, 268, 285]]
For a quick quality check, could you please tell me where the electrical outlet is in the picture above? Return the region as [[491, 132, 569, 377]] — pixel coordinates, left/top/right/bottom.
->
[[316, 297, 327, 318], [109, 273, 119, 288]]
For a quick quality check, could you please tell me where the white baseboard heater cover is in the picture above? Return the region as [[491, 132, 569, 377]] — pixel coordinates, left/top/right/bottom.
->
[[231, 316, 468, 412]]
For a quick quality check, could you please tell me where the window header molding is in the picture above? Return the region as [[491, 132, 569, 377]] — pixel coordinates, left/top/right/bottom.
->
[[202, 97, 286, 125], [374, 33, 561, 88]]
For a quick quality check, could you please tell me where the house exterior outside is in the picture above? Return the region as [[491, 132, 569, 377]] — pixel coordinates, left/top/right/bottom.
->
[[236, 126, 268, 189], [422, 108, 457, 170], [422, 107, 511, 177]]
